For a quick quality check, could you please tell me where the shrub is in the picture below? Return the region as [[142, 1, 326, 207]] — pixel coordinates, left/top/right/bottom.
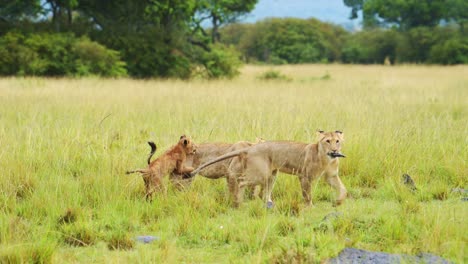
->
[[73, 37, 127, 77], [257, 70, 292, 81], [199, 44, 242, 79], [430, 36, 468, 64], [222, 18, 348, 64], [0, 32, 37, 75], [92, 29, 193, 79], [0, 32, 127, 77], [342, 29, 401, 64]]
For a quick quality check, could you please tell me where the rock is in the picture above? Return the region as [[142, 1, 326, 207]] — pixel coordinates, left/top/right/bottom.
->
[[135, 235, 159, 244], [329, 248, 452, 264], [266, 201, 274, 209], [451, 188, 467, 194]]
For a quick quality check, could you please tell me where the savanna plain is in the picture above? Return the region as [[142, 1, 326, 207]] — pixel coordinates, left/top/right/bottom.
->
[[0, 65, 467, 263]]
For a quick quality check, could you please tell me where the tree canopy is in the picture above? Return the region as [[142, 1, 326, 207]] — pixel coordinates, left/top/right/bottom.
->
[[343, 0, 467, 30], [0, 0, 466, 78], [0, 0, 258, 78]]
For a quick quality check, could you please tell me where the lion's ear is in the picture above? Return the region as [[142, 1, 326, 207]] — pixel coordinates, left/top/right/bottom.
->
[[335, 130, 344, 140], [255, 137, 265, 143], [316, 130, 325, 141], [180, 135, 186, 140]]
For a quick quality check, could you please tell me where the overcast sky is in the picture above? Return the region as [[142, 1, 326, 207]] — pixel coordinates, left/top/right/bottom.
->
[[239, 0, 362, 29]]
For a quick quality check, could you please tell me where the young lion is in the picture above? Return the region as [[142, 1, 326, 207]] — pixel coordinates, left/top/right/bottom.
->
[[126, 135, 197, 200], [191, 131, 346, 207]]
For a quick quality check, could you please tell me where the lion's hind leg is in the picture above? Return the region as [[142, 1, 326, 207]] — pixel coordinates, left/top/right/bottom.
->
[[237, 156, 271, 207], [263, 169, 278, 208]]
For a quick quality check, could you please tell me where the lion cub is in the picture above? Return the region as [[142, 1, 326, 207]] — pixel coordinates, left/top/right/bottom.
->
[[127, 135, 196, 200]]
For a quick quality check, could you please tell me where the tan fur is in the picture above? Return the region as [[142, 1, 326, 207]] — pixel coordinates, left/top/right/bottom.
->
[[192, 131, 347, 207], [170, 138, 265, 201], [126, 135, 196, 200]]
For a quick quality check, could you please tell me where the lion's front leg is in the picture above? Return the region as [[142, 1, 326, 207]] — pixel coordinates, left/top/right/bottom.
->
[[299, 176, 313, 206], [325, 171, 347, 206], [179, 166, 194, 174], [176, 160, 194, 174]]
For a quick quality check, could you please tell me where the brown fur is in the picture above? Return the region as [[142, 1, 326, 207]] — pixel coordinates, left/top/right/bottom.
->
[[126, 135, 196, 200], [192, 131, 347, 207], [170, 139, 265, 200]]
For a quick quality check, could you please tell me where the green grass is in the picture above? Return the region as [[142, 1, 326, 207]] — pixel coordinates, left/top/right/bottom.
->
[[0, 65, 467, 263]]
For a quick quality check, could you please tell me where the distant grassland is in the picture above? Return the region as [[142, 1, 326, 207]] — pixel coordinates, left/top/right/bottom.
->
[[0, 65, 466, 263]]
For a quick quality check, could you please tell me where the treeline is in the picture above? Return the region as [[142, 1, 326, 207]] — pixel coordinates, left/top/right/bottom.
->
[[0, 0, 257, 78], [1, 1, 467, 79], [219, 18, 468, 65]]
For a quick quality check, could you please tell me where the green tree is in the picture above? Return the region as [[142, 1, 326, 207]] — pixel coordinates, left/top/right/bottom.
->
[[344, 0, 450, 30], [44, 0, 78, 31], [446, 0, 468, 33], [0, 0, 252, 78], [194, 0, 258, 43], [222, 18, 348, 64], [0, 0, 42, 22]]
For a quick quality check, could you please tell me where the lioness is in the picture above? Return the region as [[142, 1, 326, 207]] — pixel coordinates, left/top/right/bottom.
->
[[170, 139, 264, 200], [191, 131, 347, 207], [126, 135, 197, 200]]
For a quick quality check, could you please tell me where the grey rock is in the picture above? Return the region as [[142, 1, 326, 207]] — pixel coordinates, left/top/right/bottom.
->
[[135, 235, 159, 244], [451, 188, 467, 194], [266, 201, 274, 209], [329, 248, 452, 264]]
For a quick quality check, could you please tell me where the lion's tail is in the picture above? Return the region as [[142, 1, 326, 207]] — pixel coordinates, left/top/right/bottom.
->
[[190, 148, 249, 177], [147, 141, 157, 165]]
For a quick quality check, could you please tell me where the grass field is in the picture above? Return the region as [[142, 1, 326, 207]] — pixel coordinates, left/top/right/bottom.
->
[[0, 65, 467, 263]]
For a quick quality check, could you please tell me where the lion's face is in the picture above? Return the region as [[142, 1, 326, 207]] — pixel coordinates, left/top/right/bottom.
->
[[317, 130, 345, 158], [179, 135, 197, 155]]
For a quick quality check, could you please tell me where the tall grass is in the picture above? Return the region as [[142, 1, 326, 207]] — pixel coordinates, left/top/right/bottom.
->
[[0, 65, 466, 263]]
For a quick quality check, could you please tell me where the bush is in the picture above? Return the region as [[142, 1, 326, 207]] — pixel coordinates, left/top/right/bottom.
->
[[396, 27, 439, 63], [0, 32, 37, 75], [221, 18, 348, 64], [73, 37, 127, 77], [0, 32, 127, 77], [257, 70, 292, 81], [199, 44, 242, 79], [430, 36, 468, 64], [342, 29, 401, 64]]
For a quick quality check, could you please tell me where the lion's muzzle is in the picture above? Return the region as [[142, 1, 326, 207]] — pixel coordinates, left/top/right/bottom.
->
[[328, 152, 346, 158]]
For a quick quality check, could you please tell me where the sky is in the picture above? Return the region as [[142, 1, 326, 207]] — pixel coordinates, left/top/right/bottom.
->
[[239, 0, 362, 30]]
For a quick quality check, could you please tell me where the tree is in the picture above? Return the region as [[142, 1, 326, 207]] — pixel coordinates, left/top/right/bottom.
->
[[344, 0, 449, 30], [194, 0, 257, 43], [221, 18, 348, 64], [0, 0, 252, 78], [44, 0, 78, 31], [446, 0, 468, 33], [343, 0, 363, 19], [0, 0, 42, 22]]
